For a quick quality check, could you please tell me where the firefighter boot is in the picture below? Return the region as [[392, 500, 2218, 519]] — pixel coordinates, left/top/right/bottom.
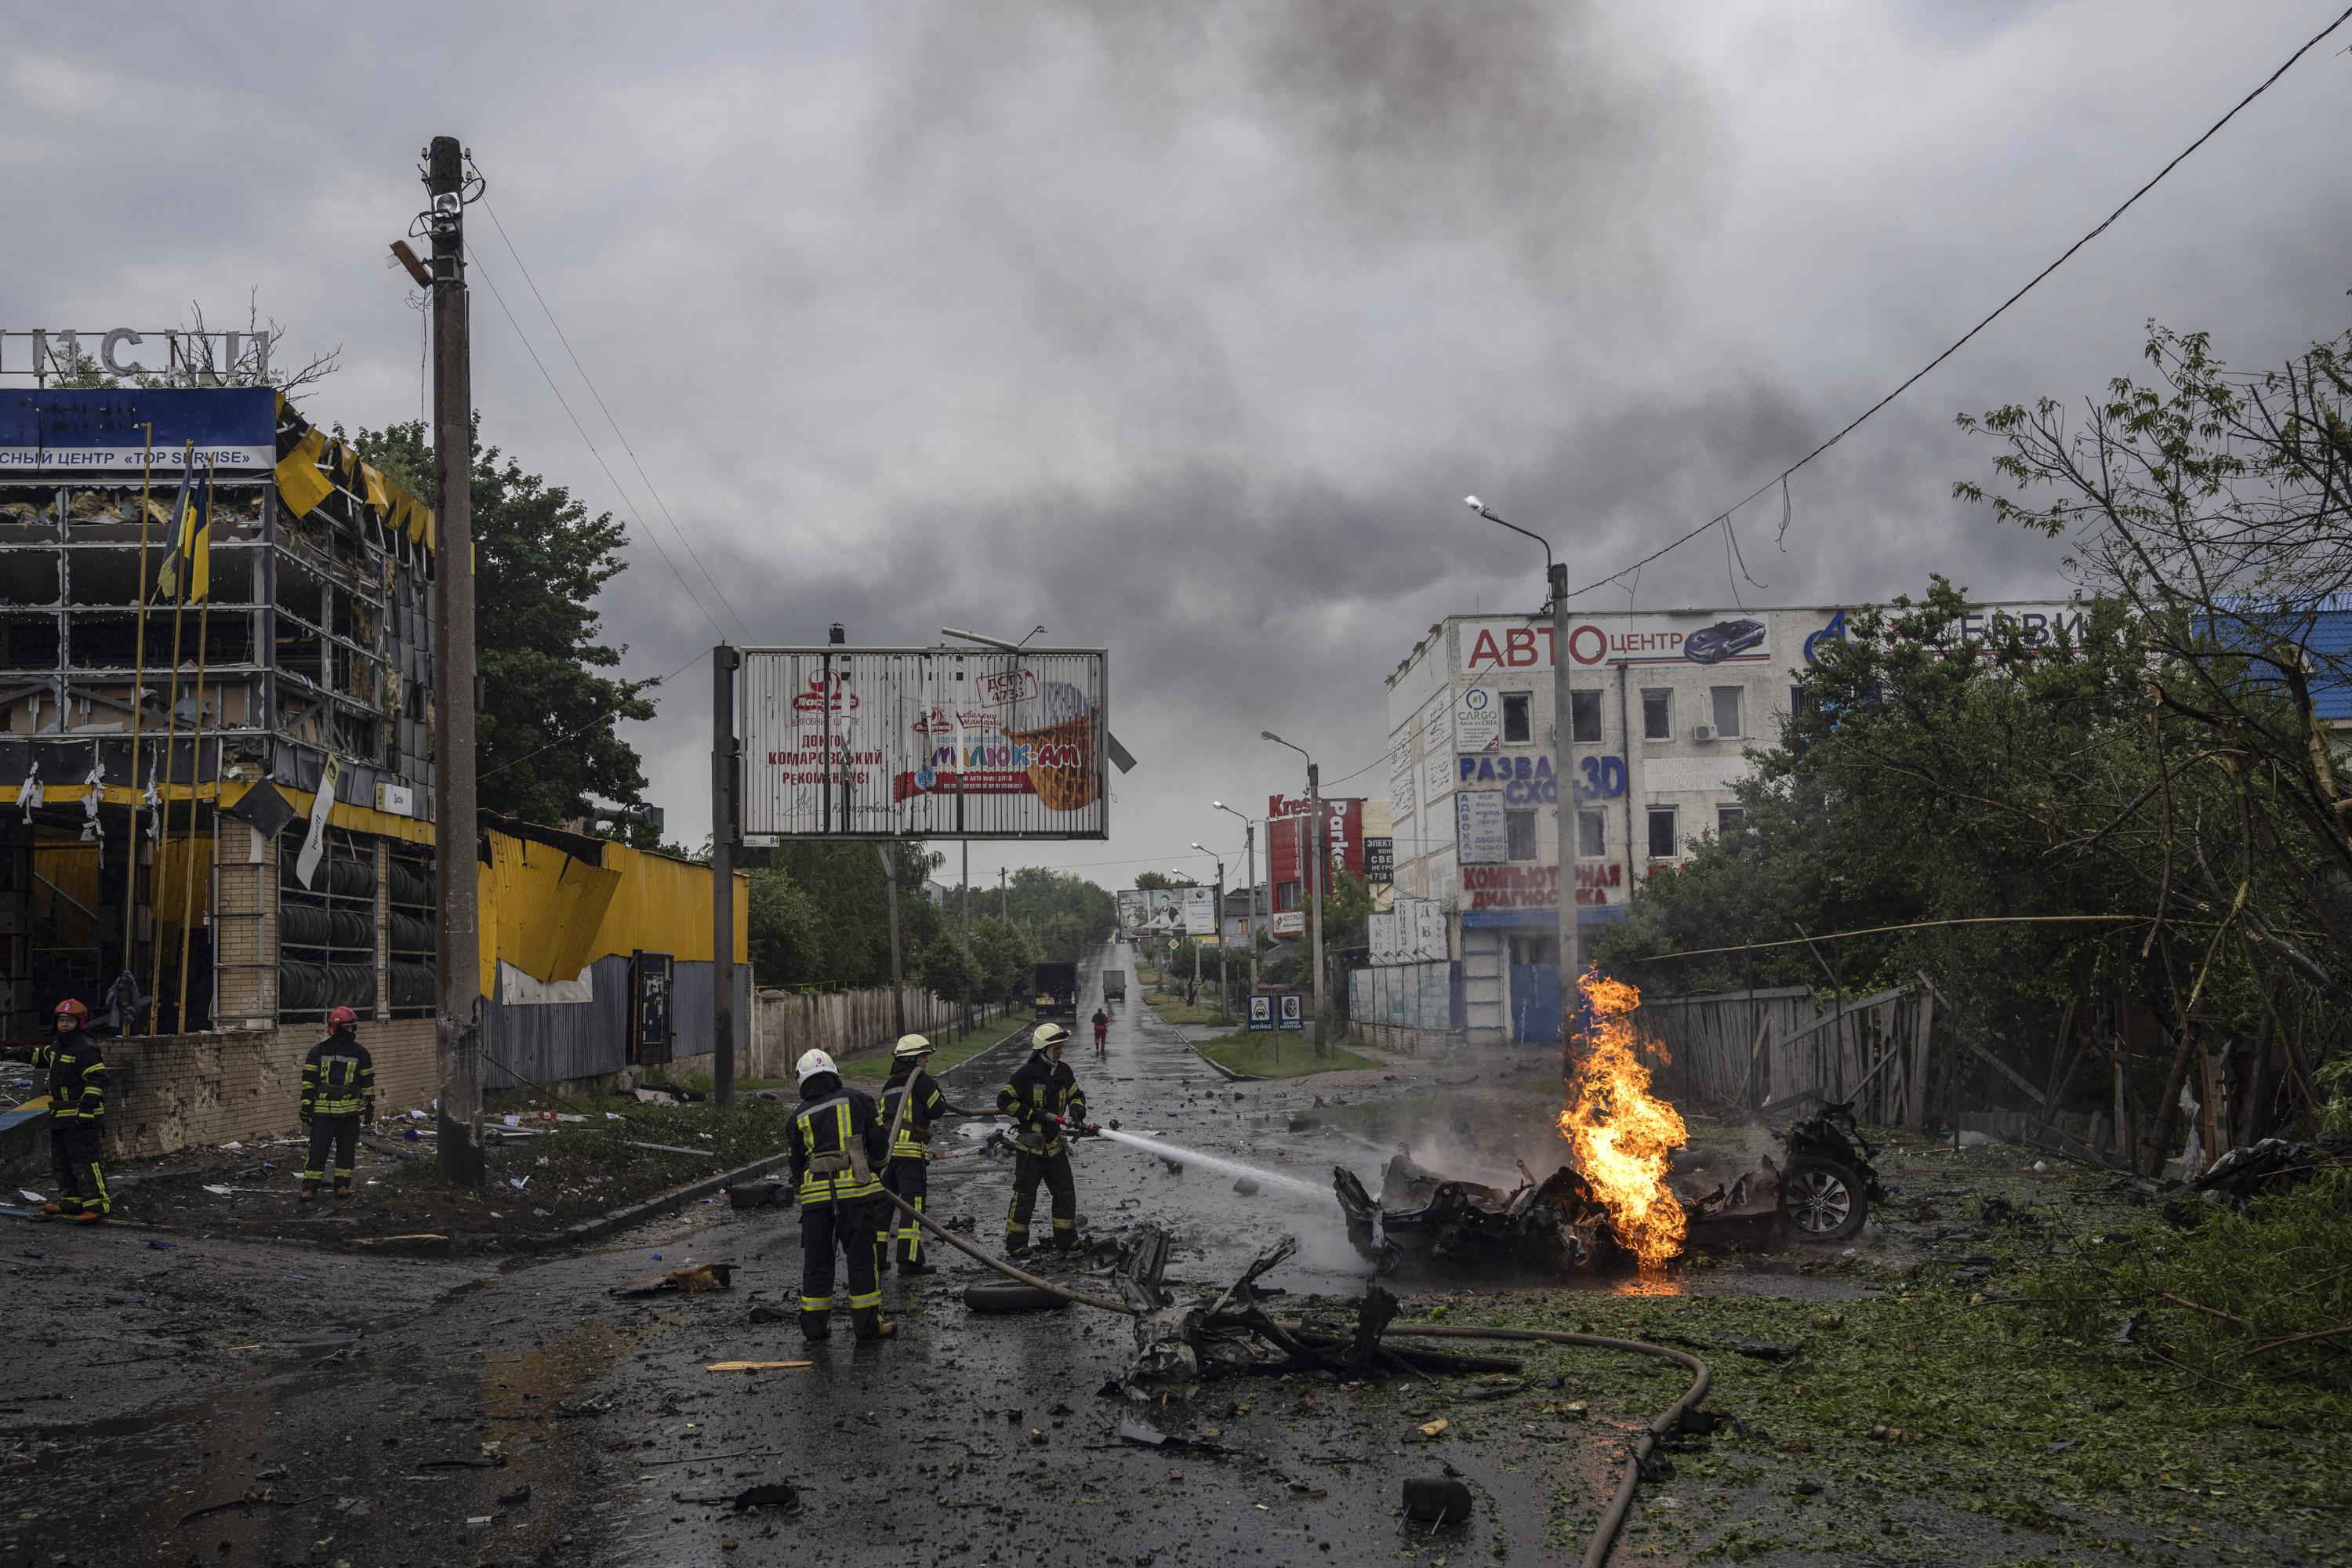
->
[[853, 1308, 895, 1341], [68, 1208, 103, 1224]]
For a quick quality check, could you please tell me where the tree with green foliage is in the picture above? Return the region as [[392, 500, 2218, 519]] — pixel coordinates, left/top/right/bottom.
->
[[970, 914, 1039, 1007], [347, 418, 655, 833], [746, 844, 943, 990], [918, 931, 980, 1010], [1596, 318, 2352, 1166]]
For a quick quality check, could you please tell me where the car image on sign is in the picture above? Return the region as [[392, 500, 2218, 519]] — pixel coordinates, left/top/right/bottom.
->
[[1683, 618, 1766, 665]]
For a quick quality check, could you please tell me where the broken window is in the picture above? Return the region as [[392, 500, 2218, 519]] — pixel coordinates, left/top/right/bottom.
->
[[1647, 806, 1678, 859], [1501, 691, 1531, 743], [1570, 689, 1602, 744], [1642, 688, 1671, 740], [1504, 808, 1537, 862], [1576, 808, 1606, 859], [1711, 686, 1742, 738]]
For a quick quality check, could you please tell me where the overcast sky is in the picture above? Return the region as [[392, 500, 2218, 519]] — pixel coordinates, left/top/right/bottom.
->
[[8, 2, 2348, 891]]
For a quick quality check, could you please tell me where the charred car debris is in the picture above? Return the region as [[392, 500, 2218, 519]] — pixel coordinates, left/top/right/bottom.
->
[[1334, 1099, 1888, 1276]]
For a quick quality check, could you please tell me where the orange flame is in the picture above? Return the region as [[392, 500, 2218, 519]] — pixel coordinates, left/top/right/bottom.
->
[[1557, 970, 1688, 1271]]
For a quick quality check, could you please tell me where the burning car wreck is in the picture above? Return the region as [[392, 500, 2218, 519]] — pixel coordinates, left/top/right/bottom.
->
[[1333, 1100, 1887, 1277]]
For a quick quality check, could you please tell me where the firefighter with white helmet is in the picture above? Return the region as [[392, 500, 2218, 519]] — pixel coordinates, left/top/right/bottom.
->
[[786, 1047, 893, 1341], [996, 1022, 1092, 1256], [877, 1033, 984, 1276]]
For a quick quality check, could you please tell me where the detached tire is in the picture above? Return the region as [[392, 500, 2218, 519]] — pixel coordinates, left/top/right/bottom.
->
[[1780, 1158, 1867, 1243], [963, 1280, 1071, 1314]]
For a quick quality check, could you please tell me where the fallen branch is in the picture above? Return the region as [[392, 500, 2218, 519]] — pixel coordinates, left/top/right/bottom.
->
[[2241, 1323, 2352, 1358]]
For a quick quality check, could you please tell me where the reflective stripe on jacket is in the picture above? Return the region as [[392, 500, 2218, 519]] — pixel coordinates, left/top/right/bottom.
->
[[301, 1039, 376, 1119], [996, 1054, 1085, 1157], [880, 1067, 948, 1162], [31, 1034, 106, 1122], [790, 1088, 884, 1205]]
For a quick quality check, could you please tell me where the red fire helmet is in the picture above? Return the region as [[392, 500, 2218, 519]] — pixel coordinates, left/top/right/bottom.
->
[[53, 998, 88, 1023], [327, 1005, 360, 1029]]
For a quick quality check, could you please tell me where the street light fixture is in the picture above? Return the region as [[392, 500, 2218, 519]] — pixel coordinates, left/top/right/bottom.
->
[[1469, 496, 1579, 1057], [1211, 800, 1258, 1001], [1260, 730, 1325, 1038]]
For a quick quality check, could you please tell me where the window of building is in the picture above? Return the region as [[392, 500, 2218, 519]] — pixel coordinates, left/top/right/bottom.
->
[[1501, 691, 1531, 744], [1647, 806, 1678, 859], [1274, 880, 1301, 913], [1717, 804, 1746, 835], [1711, 685, 1743, 737], [1791, 685, 1809, 719], [1642, 688, 1671, 740], [1576, 808, 1606, 859], [1505, 808, 1538, 862], [1570, 689, 1602, 743]]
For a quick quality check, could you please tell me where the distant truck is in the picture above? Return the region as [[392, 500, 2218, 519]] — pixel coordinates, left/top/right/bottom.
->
[[1102, 969, 1127, 1005], [1031, 963, 1079, 1020]]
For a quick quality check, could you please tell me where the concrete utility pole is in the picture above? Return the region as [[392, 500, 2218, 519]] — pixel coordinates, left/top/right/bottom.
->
[[711, 644, 739, 1112], [426, 135, 483, 1189], [1213, 801, 1255, 1000], [880, 840, 905, 1037], [1468, 498, 1578, 1055], [1259, 731, 1323, 1038]]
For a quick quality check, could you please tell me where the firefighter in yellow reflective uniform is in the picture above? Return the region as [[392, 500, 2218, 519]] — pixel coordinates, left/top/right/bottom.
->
[[30, 999, 109, 1221], [787, 1048, 893, 1341], [997, 1022, 1089, 1256], [878, 1033, 983, 1276], [299, 1005, 376, 1200]]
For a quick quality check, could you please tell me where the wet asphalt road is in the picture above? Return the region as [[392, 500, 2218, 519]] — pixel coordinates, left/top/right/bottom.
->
[[2, 944, 1639, 1567]]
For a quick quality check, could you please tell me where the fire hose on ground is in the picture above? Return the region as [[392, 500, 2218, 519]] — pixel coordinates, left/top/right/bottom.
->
[[874, 1188, 1711, 1568]]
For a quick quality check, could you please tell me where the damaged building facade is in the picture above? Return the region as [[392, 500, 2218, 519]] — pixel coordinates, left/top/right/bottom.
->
[[0, 387, 746, 1161]]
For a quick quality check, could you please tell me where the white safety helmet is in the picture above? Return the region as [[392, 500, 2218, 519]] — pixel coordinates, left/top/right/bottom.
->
[[892, 1033, 934, 1059], [795, 1048, 838, 1086], [1032, 1022, 1070, 1052]]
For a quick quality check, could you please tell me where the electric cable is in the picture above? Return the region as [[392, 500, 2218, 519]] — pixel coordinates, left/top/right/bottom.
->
[[463, 240, 735, 642], [479, 199, 753, 640], [476, 645, 711, 783], [1559, 4, 2352, 604]]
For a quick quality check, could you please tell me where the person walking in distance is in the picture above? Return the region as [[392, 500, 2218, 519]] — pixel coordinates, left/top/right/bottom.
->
[[29, 1000, 109, 1221], [788, 1049, 893, 1341], [1091, 1006, 1109, 1059], [299, 1005, 376, 1201], [997, 1022, 1091, 1257], [877, 1033, 981, 1276]]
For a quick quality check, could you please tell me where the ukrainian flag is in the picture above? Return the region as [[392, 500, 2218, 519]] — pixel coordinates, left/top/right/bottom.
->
[[154, 456, 212, 603]]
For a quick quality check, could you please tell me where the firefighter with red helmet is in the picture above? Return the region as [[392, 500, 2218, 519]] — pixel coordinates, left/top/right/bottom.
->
[[299, 1005, 376, 1200], [31, 999, 110, 1221]]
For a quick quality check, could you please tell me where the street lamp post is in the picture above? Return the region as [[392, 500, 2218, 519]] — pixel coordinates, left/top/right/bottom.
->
[[1191, 843, 1227, 1018], [1261, 731, 1324, 1041], [1467, 498, 1578, 1058], [1212, 800, 1256, 1002]]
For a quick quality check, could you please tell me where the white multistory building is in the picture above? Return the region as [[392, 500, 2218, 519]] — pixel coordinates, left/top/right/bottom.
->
[[1368, 601, 2085, 1045]]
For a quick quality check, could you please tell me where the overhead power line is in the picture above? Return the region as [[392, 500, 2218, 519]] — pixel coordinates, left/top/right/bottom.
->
[[1566, 3, 2352, 604], [464, 239, 736, 642], [478, 200, 752, 640], [477, 645, 712, 782]]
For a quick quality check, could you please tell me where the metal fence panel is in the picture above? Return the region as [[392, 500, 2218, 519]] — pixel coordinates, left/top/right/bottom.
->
[[739, 646, 1109, 840]]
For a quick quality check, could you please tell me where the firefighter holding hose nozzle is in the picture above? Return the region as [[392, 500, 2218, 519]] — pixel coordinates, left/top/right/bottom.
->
[[998, 1021, 1094, 1257]]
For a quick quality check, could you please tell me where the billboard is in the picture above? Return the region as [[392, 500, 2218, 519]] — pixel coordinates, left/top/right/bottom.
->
[[1454, 613, 1774, 673], [1117, 889, 1148, 930], [1182, 886, 1217, 935], [739, 646, 1108, 841], [1456, 790, 1508, 865], [0, 387, 278, 472]]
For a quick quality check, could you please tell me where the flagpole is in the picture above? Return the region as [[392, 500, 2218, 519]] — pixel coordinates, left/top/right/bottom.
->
[[175, 456, 217, 1034], [122, 423, 155, 999], [149, 441, 194, 1025]]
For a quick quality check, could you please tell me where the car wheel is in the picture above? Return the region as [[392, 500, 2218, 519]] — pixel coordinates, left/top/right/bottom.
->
[[1780, 1158, 1867, 1243]]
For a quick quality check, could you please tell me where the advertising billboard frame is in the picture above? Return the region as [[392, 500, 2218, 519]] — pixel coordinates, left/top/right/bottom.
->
[[735, 644, 1110, 843]]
